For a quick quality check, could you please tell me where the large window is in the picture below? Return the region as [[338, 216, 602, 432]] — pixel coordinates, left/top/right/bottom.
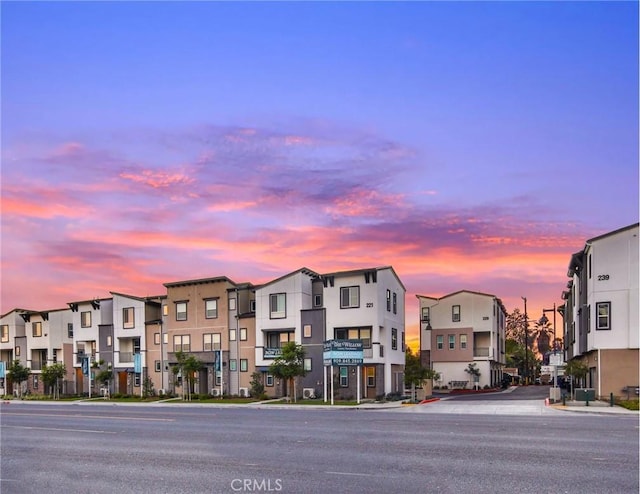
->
[[204, 333, 221, 351], [452, 305, 461, 322], [81, 311, 91, 328], [270, 293, 286, 319], [1, 325, 9, 343], [436, 335, 443, 350], [33, 322, 42, 337], [340, 286, 360, 309], [173, 334, 190, 352], [391, 328, 398, 350], [205, 299, 218, 319], [175, 302, 188, 321], [123, 307, 135, 329], [596, 302, 611, 330], [335, 328, 371, 348]]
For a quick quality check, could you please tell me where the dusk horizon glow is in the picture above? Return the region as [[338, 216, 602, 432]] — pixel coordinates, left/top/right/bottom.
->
[[2, 2, 638, 348]]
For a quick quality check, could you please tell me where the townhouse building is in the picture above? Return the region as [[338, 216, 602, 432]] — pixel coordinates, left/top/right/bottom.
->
[[163, 276, 240, 396], [110, 292, 163, 395], [68, 297, 114, 395], [227, 283, 257, 396], [20, 308, 75, 395], [0, 309, 27, 395], [323, 266, 406, 400], [146, 295, 169, 395], [561, 223, 639, 399], [418, 290, 507, 389]]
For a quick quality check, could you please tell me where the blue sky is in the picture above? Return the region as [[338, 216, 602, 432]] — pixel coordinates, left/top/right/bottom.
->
[[2, 1, 638, 343]]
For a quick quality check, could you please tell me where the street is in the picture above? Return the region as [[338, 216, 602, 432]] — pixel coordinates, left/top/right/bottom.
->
[[0, 399, 637, 494]]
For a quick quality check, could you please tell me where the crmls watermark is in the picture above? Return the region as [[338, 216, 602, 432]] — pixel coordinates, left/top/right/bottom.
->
[[230, 479, 283, 492]]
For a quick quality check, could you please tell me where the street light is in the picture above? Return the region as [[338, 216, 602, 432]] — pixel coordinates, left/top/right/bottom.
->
[[522, 296, 529, 385]]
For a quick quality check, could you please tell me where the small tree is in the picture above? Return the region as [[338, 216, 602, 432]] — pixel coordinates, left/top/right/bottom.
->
[[464, 363, 481, 389], [269, 342, 306, 403], [41, 363, 66, 399], [564, 359, 588, 398], [250, 371, 265, 399], [7, 360, 30, 398], [173, 351, 203, 401], [404, 347, 439, 402]]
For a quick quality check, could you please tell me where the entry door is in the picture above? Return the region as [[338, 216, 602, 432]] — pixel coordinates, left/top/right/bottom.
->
[[75, 368, 84, 395], [119, 372, 128, 395]]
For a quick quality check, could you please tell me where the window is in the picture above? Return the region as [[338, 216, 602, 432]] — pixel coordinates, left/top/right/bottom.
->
[[162, 304, 168, 316], [340, 286, 360, 309], [240, 359, 248, 372], [304, 358, 312, 372], [386, 290, 391, 311], [134, 373, 141, 387], [52, 349, 58, 363], [133, 338, 141, 354], [449, 334, 455, 350], [176, 302, 187, 321], [33, 322, 42, 337], [335, 328, 371, 348], [155, 360, 161, 372], [81, 311, 91, 327], [391, 328, 398, 350], [340, 367, 348, 387], [588, 254, 592, 278], [106, 336, 112, 347], [366, 367, 376, 387], [163, 333, 168, 345], [240, 328, 247, 341], [313, 294, 322, 307], [230, 359, 237, 372], [596, 302, 611, 330], [303, 324, 312, 338], [460, 334, 467, 349], [229, 298, 236, 311], [402, 332, 405, 352], [230, 329, 237, 341], [270, 293, 286, 319], [15, 346, 21, 357], [204, 333, 221, 351], [123, 307, 135, 329], [154, 333, 160, 345], [452, 305, 461, 322], [249, 300, 256, 312], [1, 325, 9, 343], [33, 375, 38, 390], [174, 335, 190, 352], [436, 335, 443, 350], [205, 299, 218, 319], [67, 323, 73, 339], [266, 374, 274, 387], [421, 307, 430, 322], [380, 345, 384, 357], [393, 293, 397, 314]]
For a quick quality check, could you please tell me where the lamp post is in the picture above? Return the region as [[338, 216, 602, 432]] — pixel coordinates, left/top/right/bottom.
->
[[538, 303, 557, 350], [521, 297, 529, 385]]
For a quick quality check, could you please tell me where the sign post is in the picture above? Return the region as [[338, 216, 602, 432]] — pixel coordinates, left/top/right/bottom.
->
[[323, 340, 364, 405]]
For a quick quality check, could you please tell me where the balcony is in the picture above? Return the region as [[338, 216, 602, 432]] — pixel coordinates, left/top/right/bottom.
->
[[31, 361, 44, 371], [119, 352, 134, 363], [473, 347, 494, 359], [363, 348, 373, 358]]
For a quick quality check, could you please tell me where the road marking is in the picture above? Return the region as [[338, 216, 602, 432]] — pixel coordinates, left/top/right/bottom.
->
[[2, 425, 117, 434], [0, 412, 174, 422], [326, 471, 371, 477]]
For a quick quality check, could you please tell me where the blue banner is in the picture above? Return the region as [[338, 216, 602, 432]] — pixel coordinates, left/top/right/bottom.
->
[[134, 353, 141, 373], [82, 357, 89, 376], [0, 361, 5, 378]]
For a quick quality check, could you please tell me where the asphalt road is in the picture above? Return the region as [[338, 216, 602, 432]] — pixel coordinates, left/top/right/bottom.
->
[[1, 400, 637, 494]]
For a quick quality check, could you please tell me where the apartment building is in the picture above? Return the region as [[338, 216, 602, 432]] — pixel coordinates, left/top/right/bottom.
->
[[146, 295, 169, 395], [68, 297, 114, 395], [0, 309, 27, 395], [227, 283, 257, 396], [323, 266, 406, 400], [561, 223, 639, 399], [418, 290, 507, 389], [163, 276, 239, 396]]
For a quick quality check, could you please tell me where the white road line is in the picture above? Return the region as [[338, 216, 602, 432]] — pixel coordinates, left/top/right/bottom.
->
[[0, 412, 174, 421], [1, 425, 117, 434], [325, 471, 371, 477]]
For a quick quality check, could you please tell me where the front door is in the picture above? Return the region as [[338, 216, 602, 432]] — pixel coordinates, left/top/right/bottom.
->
[[75, 368, 84, 395], [119, 372, 128, 395]]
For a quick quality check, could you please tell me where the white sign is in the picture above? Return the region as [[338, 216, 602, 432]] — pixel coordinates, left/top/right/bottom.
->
[[549, 353, 564, 366]]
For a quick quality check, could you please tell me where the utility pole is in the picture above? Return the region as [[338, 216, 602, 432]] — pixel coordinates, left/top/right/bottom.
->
[[522, 296, 529, 385]]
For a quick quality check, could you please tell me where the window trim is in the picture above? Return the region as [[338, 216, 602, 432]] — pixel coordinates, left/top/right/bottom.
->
[[81, 311, 92, 328], [340, 286, 360, 309], [386, 289, 391, 312], [269, 293, 286, 319], [1, 325, 9, 343], [596, 302, 611, 330], [173, 334, 191, 352], [123, 307, 135, 329], [366, 367, 376, 387], [448, 334, 455, 350], [421, 307, 430, 322], [155, 360, 161, 372], [452, 305, 461, 322], [339, 366, 348, 387], [460, 334, 468, 349], [303, 324, 312, 338], [239, 328, 247, 341], [33, 321, 42, 337], [204, 298, 218, 319], [436, 335, 443, 350], [203, 333, 221, 351], [392, 292, 397, 314], [175, 301, 188, 321], [240, 359, 248, 372], [391, 328, 398, 350]]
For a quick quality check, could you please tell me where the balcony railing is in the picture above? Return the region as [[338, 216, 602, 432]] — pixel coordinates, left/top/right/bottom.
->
[[119, 352, 134, 363], [473, 347, 493, 358], [31, 361, 44, 371], [363, 348, 373, 358]]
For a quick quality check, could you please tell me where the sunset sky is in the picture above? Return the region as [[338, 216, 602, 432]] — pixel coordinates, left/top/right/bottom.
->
[[2, 2, 638, 347]]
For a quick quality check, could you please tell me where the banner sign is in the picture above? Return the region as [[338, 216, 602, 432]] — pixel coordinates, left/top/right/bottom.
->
[[323, 339, 363, 366], [0, 361, 5, 378], [82, 357, 89, 376], [134, 353, 142, 374]]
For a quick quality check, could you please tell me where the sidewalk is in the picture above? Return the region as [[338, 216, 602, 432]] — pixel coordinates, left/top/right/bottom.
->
[[549, 399, 638, 415]]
